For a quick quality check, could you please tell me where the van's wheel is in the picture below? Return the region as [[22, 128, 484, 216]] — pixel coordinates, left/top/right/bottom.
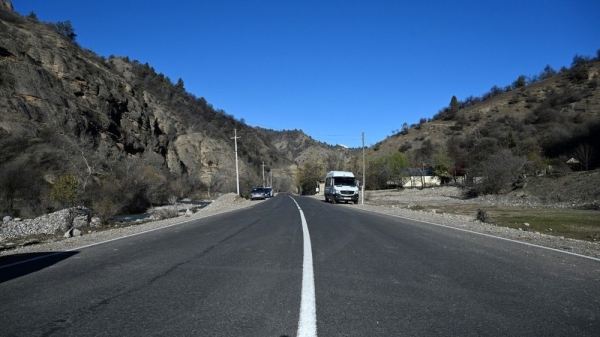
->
[[332, 197, 337, 204]]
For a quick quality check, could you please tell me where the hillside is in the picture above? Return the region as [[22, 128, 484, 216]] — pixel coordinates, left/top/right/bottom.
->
[[372, 59, 599, 165], [360, 55, 600, 195], [0, 2, 334, 218]]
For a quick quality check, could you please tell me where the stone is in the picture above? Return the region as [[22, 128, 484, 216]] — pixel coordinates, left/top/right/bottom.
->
[[63, 228, 82, 238], [3, 216, 12, 224]]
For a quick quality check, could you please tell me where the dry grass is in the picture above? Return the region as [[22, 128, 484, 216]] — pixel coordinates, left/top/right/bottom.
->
[[412, 204, 600, 242]]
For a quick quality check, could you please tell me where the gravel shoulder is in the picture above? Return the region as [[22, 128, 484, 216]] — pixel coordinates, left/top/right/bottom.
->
[[3, 189, 599, 261], [0, 193, 256, 258]]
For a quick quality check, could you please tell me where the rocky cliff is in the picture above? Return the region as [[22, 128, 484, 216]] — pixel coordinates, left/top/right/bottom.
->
[[1, 4, 343, 180], [0, 2, 347, 218]]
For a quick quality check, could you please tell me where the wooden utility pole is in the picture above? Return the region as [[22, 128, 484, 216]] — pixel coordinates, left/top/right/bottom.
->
[[362, 132, 365, 205], [231, 129, 241, 195]]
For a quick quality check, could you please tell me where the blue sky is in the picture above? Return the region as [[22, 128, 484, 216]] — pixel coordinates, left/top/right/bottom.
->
[[12, 0, 600, 148]]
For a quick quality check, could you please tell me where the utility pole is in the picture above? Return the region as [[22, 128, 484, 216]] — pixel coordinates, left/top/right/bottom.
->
[[362, 132, 365, 205], [231, 129, 241, 195], [261, 161, 266, 187]]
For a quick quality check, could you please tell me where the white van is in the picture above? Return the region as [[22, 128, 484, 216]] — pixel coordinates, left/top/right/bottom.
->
[[324, 171, 359, 204]]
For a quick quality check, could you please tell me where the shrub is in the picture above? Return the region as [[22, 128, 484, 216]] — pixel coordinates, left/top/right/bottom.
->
[[153, 208, 179, 220], [470, 150, 527, 195], [399, 142, 412, 152], [51, 20, 77, 41], [93, 197, 121, 225], [476, 209, 489, 222], [49, 174, 79, 207]]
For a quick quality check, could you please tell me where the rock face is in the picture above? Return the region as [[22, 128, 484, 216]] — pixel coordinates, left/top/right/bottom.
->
[[0, 1, 13, 10], [0, 3, 345, 190], [0, 11, 173, 163]]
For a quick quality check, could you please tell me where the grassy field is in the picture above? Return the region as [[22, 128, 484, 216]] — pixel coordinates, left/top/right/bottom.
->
[[421, 204, 600, 242]]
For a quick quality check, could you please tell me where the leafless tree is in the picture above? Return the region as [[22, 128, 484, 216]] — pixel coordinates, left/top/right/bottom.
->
[[573, 142, 595, 171], [56, 136, 100, 191], [470, 150, 527, 195]]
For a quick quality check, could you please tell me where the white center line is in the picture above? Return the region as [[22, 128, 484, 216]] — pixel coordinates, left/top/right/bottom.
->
[[290, 196, 317, 337]]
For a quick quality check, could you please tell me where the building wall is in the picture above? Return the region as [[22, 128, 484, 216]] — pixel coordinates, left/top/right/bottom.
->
[[402, 175, 441, 188]]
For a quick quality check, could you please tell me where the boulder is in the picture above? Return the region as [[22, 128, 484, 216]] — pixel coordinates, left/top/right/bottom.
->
[[63, 228, 82, 238], [2, 216, 12, 224]]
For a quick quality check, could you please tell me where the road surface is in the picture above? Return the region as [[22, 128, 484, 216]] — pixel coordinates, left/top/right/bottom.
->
[[1, 194, 599, 336]]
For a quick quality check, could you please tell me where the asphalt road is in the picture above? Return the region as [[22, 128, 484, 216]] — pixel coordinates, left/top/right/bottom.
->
[[1, 194, 599, 336]]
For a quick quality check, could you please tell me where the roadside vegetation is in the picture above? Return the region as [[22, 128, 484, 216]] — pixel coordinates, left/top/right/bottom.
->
[[421, 204, 599, 243]]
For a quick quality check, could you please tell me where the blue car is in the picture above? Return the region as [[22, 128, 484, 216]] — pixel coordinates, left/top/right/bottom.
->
[[264, 187, 274, 198]]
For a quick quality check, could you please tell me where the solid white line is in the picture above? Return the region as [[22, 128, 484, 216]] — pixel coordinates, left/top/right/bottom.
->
[[290, 196, 317, 337]]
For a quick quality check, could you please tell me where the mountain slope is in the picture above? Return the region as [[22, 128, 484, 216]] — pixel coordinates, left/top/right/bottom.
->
[[0, 2, 336, 218], [369, 58, 600, 171]]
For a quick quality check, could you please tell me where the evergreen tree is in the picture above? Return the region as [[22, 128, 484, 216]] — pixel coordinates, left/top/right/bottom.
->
[[53, 20, 77, 41]]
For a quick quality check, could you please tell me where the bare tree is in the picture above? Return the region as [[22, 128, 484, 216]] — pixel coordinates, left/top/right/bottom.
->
[[573, 143, 595, 171], [57, 136, 100, 191], [470, 150, 527, 195]]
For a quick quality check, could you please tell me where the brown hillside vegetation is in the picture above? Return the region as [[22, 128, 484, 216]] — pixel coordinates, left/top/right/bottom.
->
[[357, 55, 600, 197]]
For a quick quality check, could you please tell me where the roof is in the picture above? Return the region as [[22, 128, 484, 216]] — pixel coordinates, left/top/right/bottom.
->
[[403, 168, 435, 176]]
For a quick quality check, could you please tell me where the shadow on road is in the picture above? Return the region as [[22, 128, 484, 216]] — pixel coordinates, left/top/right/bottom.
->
[[0, 251, 79, 283]]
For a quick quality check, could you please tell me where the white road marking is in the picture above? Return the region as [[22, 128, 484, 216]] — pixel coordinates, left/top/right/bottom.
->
[[290, 196, 317, 337]]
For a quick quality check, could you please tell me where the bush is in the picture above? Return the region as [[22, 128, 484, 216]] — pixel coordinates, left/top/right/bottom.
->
[[153, 207, 179, 220], [470, 150, 527, 195], [49, 174, 80, 207], [476, 209, 489, 223], [51, 20, 77, 41], [399, 142, 412, 152], [93, 197, 121, 225]]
